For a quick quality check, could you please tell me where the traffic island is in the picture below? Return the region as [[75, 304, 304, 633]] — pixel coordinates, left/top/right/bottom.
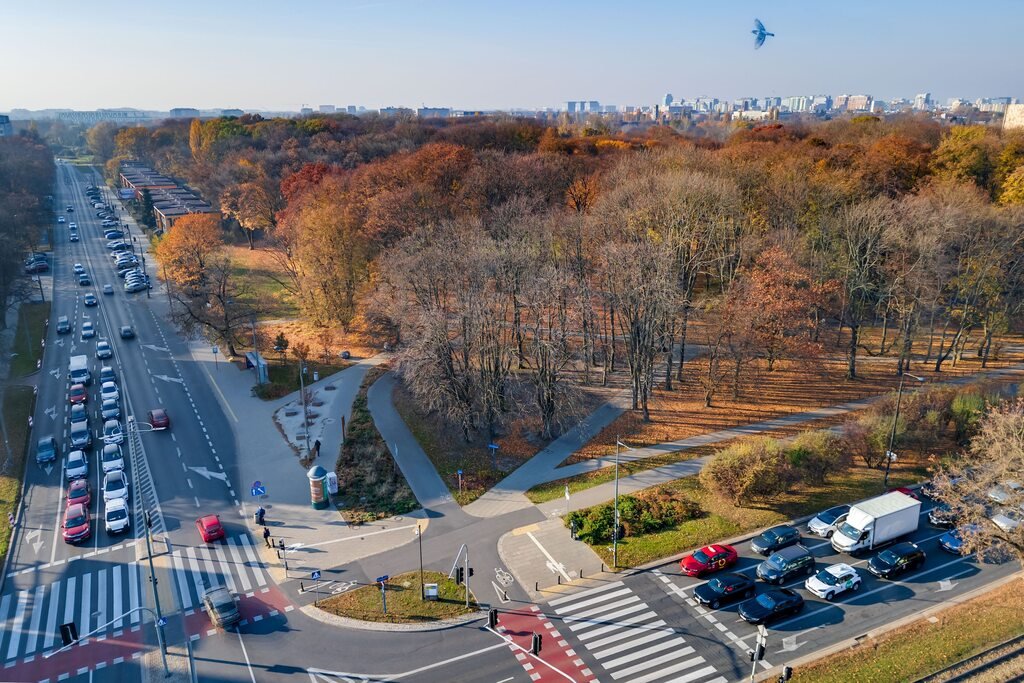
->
[[315, 571, 478, 625]]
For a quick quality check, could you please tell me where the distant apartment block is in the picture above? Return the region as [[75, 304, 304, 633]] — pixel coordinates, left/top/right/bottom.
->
[[379, 107, 414, 117], [1005, 104, 1024, 130], [221, 109, 244, 117], [169, 108, 201, 118], [56, 109, 158, 124], [0, 115, 12, 137], [300, 107, 313, 115], [319, 105, 336, 113], [417, 107, 452, 119]]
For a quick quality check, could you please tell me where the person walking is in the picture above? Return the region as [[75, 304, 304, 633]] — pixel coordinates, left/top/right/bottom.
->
[[263, 526, 271, 548]]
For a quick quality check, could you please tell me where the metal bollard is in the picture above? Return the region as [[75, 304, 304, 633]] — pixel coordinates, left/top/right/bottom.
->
[[557, 576, 561, 585]]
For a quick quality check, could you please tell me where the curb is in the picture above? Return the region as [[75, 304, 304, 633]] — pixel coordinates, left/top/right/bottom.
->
[[299, 604, 486, 632]]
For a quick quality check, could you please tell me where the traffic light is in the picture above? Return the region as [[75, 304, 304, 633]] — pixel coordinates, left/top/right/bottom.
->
[[749, 642, 765, 661], [468, 567, 475, 579], [531, 633, 543, 655], [487, 608, 498, 629], [456, 567, 464, 584], [778, 666, 793, 682], [60, 622, 78, 647]]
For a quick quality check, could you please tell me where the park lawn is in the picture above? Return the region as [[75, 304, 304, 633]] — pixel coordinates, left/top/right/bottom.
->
[[0, 386, 35, 565], [797, 578, 1024, 683], [10, 302, 51, 378], [253, 357, 351, 400], [317, 571, 478, 624], [579, 461, 926, 568], [226, 245, 301, 321]]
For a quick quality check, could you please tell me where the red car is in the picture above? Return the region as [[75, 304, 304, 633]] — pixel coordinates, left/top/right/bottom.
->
[[889, 487, 920, 500], [148, 408, 170, 430], [62, 503, 91, 544], [196, 514, 225, 543], [68, 384, 88, 404], [680, 544, 738, 577], [67, 479, 91, 508]]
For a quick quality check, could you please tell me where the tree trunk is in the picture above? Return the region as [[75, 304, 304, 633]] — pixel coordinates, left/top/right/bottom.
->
[[847, 323, 859, 380], [609, 305, 617, 373], [664, 318, 676, 391], [924, 308, 937, 363], [676, 305, 690, 381], [732, 359, 742, 399], [981, 327, 994, 368], [878, 304, 890, 355]]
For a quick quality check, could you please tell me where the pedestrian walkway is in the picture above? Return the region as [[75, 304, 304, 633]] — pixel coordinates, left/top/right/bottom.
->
[[167, 534, 270, 611], [545, 581, 727, 683]]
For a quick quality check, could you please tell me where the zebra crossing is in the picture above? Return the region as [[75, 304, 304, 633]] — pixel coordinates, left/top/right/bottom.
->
[[168, 534, 268, 611], [547, 581, 728, 683]]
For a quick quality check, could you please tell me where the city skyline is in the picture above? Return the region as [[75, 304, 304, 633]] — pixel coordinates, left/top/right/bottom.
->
[[2, 0, 1022, 112]]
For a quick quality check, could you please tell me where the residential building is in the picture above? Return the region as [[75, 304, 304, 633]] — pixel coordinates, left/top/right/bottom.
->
[[0, 115, 12, 137], [1005, 104, 1024, 130], [913, 93, 933, 111], [169, 107, 200, 118], [319, 105, 336, 113], [417, 107, 452, 119]]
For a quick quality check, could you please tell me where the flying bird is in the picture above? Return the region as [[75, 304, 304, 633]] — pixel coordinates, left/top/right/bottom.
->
[[752, 19, 775, 49]]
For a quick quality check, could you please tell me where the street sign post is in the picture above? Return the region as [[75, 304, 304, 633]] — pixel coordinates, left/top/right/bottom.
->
[[212, 345, 219, 370], [376, 575, 389, 614], [312, 570, 322, 605], [487, 442, 498, 466], [457, 469, 463, 494], [251, 480, 267, 497]]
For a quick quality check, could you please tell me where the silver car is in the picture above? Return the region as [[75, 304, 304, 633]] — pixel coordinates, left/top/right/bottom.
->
[[101, 443, 124, 473], [101, 398, 120, 421], [66, 449, 88, 481], [102, 470, 129, 503], [807, 505, 851, 538], [102, 419, 123, 444], [70, 422, 92, 450]]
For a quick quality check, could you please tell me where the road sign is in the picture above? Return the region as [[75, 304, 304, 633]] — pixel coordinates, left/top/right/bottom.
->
[[212, 346, 219, 355], [252, 480, 263, 489], [157, 617, 168, 627], [488, 443, 498, 450], [312, 570, 321, 580], [251, 484, 267, 497], [457, 469, 463, 476], [375, 575, 389, 584]]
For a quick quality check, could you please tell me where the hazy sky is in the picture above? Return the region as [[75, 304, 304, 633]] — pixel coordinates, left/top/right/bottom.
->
[[2, 0, 1021, 111]]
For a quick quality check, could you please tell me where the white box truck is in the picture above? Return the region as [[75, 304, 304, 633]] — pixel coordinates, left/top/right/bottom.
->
[[831, 492, 920, 554], [68, 354, 91, 385]]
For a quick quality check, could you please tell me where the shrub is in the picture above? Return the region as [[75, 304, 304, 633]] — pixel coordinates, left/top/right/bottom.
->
[[567, 490, 704, 544], [951, 392, 985, 444], [843, 412, 903, 468], [786, 430, 851, 485], [700, 437, 795, 506]]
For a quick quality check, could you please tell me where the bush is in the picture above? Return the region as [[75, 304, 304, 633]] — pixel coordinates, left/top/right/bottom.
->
[[842, 412, 903, 469], [951, 392, 985, 444], [786, 430, 851, 485], [699, 438, 795, 506], [567, 490, 704, 544]]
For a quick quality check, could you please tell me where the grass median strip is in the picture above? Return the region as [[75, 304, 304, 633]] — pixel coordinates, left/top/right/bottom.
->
[[1, 385, 35, 565], [796, 578, 1024, 682], [316, 571, 478, 624], [10, 302, 50, 378]]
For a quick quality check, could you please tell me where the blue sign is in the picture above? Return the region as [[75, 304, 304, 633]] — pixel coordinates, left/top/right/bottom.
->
[[457, 469, 463, 476], [375, 575, 389, 584], [251, 484, 267, 497], [488, 443, 499, 450], [311, 570, 321, 581], [157, 617, 168, 627]]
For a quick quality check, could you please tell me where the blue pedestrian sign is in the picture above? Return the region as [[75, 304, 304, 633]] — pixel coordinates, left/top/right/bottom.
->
[[375, 575, 389, 584], [311, 570, 321, 581], [251, 480, 267, 497], [157, 617, 168, 627]]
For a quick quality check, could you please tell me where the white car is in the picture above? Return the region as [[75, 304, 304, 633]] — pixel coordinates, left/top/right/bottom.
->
[[100, 381, 120, 403], [65, 449, 89, 481], [96, 340, 113, 359], [990, 507, 1023, 532], [57, 216, 66, 224], [988, 481, 1023, 505], [73, 263, 85, 275], [81, 321, 95, 339], [101, 443, 124, 473], [102, 419, 123, 444], [807, 505, 850, 539], [104, 497, 131, 534], [805, 563, 862, 601], [102, 470, 129, 503]]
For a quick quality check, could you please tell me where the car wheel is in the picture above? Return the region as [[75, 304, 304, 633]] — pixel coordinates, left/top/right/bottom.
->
[[825, 592, 834, 601], [852, 581, 861, 592], [806, 566, 814, 576], [825, 530, 834, 538], [710, 599, 720, 610]]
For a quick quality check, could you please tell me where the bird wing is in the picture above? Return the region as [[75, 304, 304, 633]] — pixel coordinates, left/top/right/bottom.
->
[[754, 18, 766, 32], [754, 32, 766, 48]]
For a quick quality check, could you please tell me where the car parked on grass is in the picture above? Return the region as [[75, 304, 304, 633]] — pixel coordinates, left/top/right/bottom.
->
[[868, 542, 927, 579], [757, 544, 815, 585], [65, 449, 89, 480], [36, 436, 57, 464], [692, 572, 756, 610], [738, 588, 804, 625], [62, 504, 91, 544], [196, 515, 225, 543], [750, 525, 802, 556], [101, 443, 124, 473], [680, 544, 738, 577], [102, 470, 129, 503], [807, 505, 851, 539]]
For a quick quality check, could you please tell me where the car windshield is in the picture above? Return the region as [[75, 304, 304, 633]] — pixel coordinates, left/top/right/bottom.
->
[[837, 521, 864, 540], [708, 578, 728, 593], [755, 593, 777, 609], [107, 508, 128, 521], [107, 477, 125, 492], [818, 507, 843, 524], [764, 555, 784, 569], [877, 549, 900, 565], [816, 570, 842, 586], [103, 450, 120, 462], [692, 549, 711, 564], [762, 530, 779, 542], [65, 512, 86, 527]]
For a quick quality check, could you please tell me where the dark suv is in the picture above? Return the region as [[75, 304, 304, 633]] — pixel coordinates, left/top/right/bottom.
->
[[756, 544, 815, 584], [750, 525, 802, 555], [867, 542, 927, 579]]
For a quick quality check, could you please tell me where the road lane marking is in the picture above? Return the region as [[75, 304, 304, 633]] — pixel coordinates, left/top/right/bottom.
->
[[203, 365, 239, 423], [526, 531, 571, 581]]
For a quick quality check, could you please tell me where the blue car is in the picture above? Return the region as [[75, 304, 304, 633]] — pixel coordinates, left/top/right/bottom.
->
[[939, 524, 980, 555]]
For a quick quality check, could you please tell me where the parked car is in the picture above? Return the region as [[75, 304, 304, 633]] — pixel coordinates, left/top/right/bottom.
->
[[65, 449, 89, 480], [680, 544, 738, 577], [807, 505, 851, 539], [928, 503, 956, 528], [36, 436, 58, 464], [692, 572, 756, 610], [104, 497, 131, 534], [988, 481, 1023, 505], [939, 524, 980, 555], [805, 563, 862, 601], [738, 589, 804, 625], [756, 544, 815, 584], [62, 503, 91, 544], [750, 525, 801, 555], [102, 470, 129, 503], [202, 585, 240, 628], [101, 443, 125, 473], [124, 281, 147, 293], [868, 542, 927, 579], [990, 507, 1023, 533], [196, 514, 225, 543]]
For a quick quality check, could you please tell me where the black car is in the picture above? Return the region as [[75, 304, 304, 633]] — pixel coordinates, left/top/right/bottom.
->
[[738, 588, 804, 625], [756, 544, 815, 584], [750, 525, 801, 555], [693, 573, 756, 610], [867, 542, 927, 579], [120, 325, 135, 339], [928, 503, 956, 528]]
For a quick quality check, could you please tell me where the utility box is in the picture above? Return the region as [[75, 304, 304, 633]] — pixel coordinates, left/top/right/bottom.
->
[[424, 583, 439, 601], [326, 471, 338, 495]]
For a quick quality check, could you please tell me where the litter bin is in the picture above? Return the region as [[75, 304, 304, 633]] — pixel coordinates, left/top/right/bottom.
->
[[307, 465, 329, 510], [313, 371, 319, 382]]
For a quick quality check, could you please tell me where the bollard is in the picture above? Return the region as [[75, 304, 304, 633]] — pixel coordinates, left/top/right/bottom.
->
[[503, 590, 508, 601], [580, 569, 584, 579], [300, 582, 305, 592], [535, 581, 538, 592], [557, 576, 561, 585]]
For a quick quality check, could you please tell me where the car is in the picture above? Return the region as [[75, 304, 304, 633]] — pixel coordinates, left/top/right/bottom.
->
[[928, 502, 956, 528], [202, 585, 240, 628], [119, 267, 138, 279], [805, 563, 862, 601], [692, 572, 756, 610], [24, 260, 49, 274], [148, 408, 170, 430], [102, 419, 123, 444], [79, 274, 91, 286], [990, 506, 1023, 532], [68, 383, 88, 404], [888, 486, 920, 500], [101, 220, 117, 227], [104, 230, 124, 239], [96, 340, 113, 359], [100, 366, 116, 383], [680, 544, 738, 577], [62, 503, 91, 544], [124, 281, 147, 293], [120, 325, 135, 339], [939, 524, 980, 555], [738, 588, 804, 625], [66, 205, 74, 212], [84, 293, 98, 307], [101, 443, 125, 473], [100, 381, 120, 403], [807, 505, 851, 538], [81, 321, 95, 339], [69, 422, 92, 450], [68, 222, 77, 229], [57, 316, 71, 334], [102, 470, 129, 503], [102, 284, 114, 295], [750, 525, 802, 556], [69, 403, 88, 428], [101, 398, 121, 421], [987, 481, 1023, 505], [67, 478, 92, 508], [757, 544, 815, 584], [116, 259, 139, 270], [57, 216, 66, 223], [106, 241, 128, 251], [196, 514, 225, 543], [868, 542, 927, 579], [73, 263, 85, 275], [69, 232, 79, 242], [36, 436, 58, 464], [65, 449, 89, 480], [104, 497, 131, 534]]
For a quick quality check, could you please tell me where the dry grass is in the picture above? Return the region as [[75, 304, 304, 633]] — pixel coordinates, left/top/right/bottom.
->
[[227, 245, 301, 320], [1, 386, 34, 564], [317, 571, 478, 624], [797, 578, 1024, 683]]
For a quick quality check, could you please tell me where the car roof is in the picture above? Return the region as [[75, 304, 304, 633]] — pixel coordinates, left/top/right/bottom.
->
[[771, 544, 809, 559], [199, 514, 220, 526], [103, 443, 120, 454], [824, 563, 855, 576], [39, 436, 55, 445], [151, 408, 166, 416], [106, 497, 127, 510], [69, 478, 88, 490], [104, 471, 125, 482], [889, 541, 919, 554], [66, 503, 86, 516], [703, 544, 729, 553]]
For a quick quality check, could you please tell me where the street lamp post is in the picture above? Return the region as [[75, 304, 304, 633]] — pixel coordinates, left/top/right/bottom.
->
[[611, 437, 633, 569], [883, 371, 925, 488], [298, 360, 310, 454], [416, 524, 424, 601]]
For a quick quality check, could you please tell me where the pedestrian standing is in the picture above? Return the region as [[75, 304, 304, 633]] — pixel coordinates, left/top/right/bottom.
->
[[263, 526, 271, 548]]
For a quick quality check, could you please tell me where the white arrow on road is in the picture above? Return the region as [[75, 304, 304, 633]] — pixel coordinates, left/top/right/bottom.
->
[[937, 579, 958, 592], [25, 529, 44, 554], [154, 375, 184, 385], [779, 636, 804, 652], [142, 344, 169, 353], [70, 342, 77, 353], [188, 466, 228, 482], [44, 406, 57, 421], [49, 368, 61, 380], [43, 464, 53, 476], [53, 338, 64, 347]]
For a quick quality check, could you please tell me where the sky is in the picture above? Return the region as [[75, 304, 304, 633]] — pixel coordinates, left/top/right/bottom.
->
[[1, 0, 1022, 112]]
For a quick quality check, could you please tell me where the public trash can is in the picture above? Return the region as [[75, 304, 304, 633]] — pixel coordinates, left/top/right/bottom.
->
[[307, 465, 329, 510]]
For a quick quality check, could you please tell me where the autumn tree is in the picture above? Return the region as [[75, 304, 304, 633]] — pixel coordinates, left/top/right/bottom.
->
[[221, 174, 283, 249], [931, 126, 998, 192]]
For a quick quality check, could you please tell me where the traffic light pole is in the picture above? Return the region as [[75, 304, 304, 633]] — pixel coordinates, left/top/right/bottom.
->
[[464, 547, 470, 608], [144, 510, 170, 676], [750, 628, 767, 683]]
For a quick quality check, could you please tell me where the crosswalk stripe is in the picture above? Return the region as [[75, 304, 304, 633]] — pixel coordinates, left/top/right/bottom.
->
[[129, 562, 141, 624], [239, 535, 266, 587], [6, 590, 29, 660], [43, 579, 61, 650], [211, 544, 237, 593], [185, 546, 206, 597], [568, 603, 650, 632], [228, 538, 252, 593], [553, 587, 634, 615], [171, 550, 193, 610], [604, 640, 691, 672], [97, 568, 108, 637], [626, 658, 710, 683], [548, 580, 624, 607], [26, 584, 47, 656], [591, 629, 676, 659], [577, 616, 667, 642], [112, 565, 123, 628], [80, 572, 92, 642], [0, 592, 11, 655], [560, 595, 640, 622], [62, 577, 76, 642], [197, 545, 220, 589]]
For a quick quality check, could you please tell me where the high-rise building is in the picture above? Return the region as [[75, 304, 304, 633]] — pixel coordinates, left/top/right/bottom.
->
[[664, 93, 674, 107], [1004, 104, 1024, 130], [299, 107, 313, 115], [566, 101, 578, 114], [169, 108, 200, 118], [0, 115, 12, 137], [846, 95, 872, 111], [417, 107, 451, 119], [913, 93, 932, 111]]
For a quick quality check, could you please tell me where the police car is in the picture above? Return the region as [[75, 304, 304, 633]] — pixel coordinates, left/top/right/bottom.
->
[[804, 563, 861, 601]]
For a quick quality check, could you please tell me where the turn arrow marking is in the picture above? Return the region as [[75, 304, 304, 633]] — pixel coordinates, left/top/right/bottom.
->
[[154, 374, 184, 384], [45, 406, 57, 421], [25, 529, 44, 554], [188, 466, 228, 482], [937, 579, 958, 592], [142, 344, 169, 353]]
